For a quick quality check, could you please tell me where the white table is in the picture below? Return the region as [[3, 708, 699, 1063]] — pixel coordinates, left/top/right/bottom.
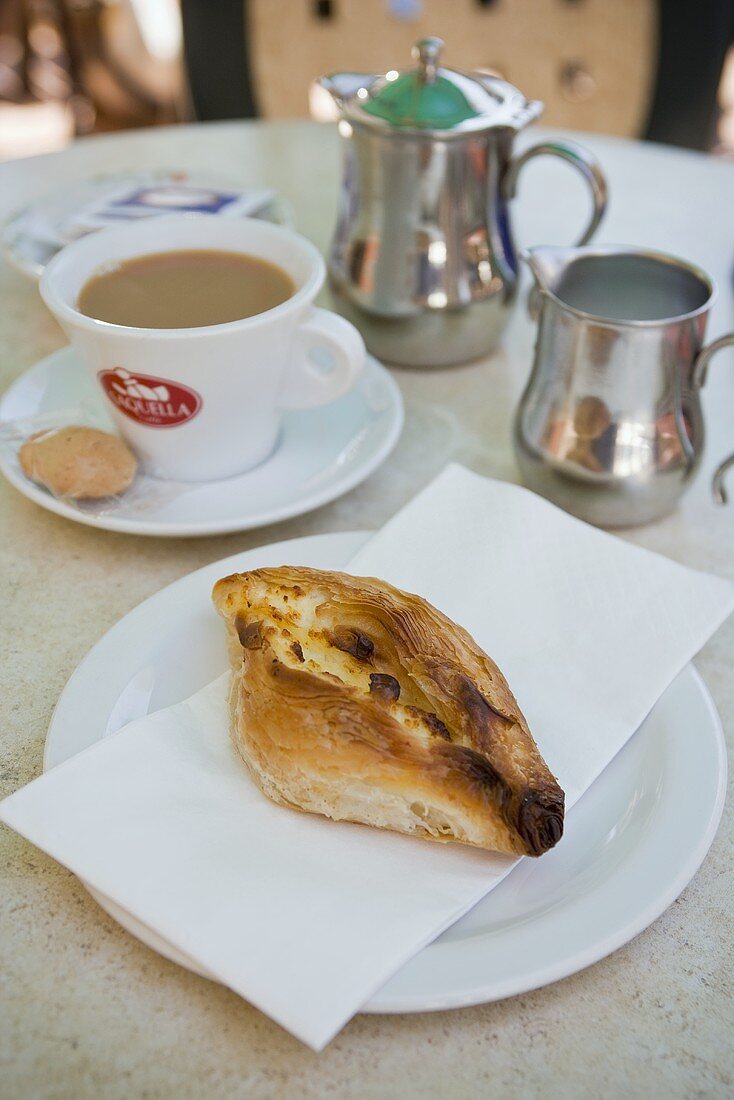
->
[[1, 121, 732, 1099]]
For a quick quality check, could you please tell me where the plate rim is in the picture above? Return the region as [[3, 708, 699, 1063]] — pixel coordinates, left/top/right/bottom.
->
[[43, 530, 728, 1014], [0, 348, 403, 537], [368, 661, 727, 1012]]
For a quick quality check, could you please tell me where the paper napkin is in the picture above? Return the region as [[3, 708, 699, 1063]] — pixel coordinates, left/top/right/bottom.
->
[[346, 465, 734, 802], [2, 465, 732, 1050]]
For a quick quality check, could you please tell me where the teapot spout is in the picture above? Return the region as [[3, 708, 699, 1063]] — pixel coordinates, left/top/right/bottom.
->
[[318, 72, 376, 106]]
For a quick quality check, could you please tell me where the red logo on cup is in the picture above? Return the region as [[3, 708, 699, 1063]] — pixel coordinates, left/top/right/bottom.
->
[[98, 368, 202, 428]]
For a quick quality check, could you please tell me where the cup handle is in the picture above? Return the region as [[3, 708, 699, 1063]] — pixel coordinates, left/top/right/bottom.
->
[[693, 333, 734, 504], [504, 139, 608, 246], [279, 307, 366, 410]]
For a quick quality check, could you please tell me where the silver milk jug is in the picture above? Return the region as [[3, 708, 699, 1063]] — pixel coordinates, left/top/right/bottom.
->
[[513, 245, 734, 526], [318, 37, 607, 368]]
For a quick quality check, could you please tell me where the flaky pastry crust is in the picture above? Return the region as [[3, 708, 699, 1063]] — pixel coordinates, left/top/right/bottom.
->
[[213, 567, 564, 856]]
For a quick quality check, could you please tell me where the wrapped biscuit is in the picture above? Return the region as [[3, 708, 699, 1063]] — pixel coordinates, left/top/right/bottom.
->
[[18, 425, 137, 500]]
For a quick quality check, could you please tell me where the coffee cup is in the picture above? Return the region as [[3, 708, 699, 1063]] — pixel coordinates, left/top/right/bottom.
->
[[39, 214, 365, 481]]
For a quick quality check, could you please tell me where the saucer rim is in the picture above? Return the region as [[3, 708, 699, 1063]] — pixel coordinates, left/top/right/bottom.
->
[[0, 347, 403, 537]]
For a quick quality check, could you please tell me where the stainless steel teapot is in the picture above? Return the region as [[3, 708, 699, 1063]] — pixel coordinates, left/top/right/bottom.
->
[[319, 37, 608, 368]]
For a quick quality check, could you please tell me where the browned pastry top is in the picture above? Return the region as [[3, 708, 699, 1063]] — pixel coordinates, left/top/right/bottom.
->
[[213, 566, 564, 856]]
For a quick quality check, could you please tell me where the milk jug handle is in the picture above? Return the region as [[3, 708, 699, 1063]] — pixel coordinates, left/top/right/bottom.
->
[[503, 140, 608, 246], [693, 333, 734, 504]]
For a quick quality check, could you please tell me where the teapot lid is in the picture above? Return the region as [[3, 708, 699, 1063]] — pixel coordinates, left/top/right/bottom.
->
[[336, 38, 542, 136]]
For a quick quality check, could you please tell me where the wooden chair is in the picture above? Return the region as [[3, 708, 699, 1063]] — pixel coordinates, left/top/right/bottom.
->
[[181, 0, 734, 150]]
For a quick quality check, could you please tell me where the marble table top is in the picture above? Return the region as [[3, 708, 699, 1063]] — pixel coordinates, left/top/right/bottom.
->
[[1, 120, 732, 1099]]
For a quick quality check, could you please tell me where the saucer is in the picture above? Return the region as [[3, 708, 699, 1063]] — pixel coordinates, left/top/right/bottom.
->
[[1, 172, 282, 281], [0, 348, 403, 537]]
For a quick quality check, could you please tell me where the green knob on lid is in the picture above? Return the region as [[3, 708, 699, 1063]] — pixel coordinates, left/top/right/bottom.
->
[[363, 37, 481, 130], [324, 37, 544, 136]]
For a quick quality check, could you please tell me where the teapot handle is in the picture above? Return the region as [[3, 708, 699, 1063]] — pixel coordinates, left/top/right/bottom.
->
[[693, 333, 734, 504], [503, 140, 608, 245]]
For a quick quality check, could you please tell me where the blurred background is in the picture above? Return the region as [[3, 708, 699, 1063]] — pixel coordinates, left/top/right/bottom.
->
[[1, 0, 733, 161]]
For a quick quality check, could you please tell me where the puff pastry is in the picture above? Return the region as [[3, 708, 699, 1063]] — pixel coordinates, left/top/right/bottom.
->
[[213, 567, 564, 857]]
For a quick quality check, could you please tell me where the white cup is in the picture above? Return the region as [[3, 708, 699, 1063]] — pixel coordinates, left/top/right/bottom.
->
[[39, 214, 365, 481]]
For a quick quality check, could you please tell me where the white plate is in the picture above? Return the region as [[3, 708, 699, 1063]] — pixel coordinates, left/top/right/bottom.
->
[[0, 349, 403, 537], [0, 172, 282, 281], [44, 531, 727, 1014]]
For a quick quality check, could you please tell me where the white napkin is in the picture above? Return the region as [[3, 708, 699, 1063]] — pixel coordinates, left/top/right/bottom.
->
[[347, 466, 734, 801], [2, 465, 732, 1050]]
